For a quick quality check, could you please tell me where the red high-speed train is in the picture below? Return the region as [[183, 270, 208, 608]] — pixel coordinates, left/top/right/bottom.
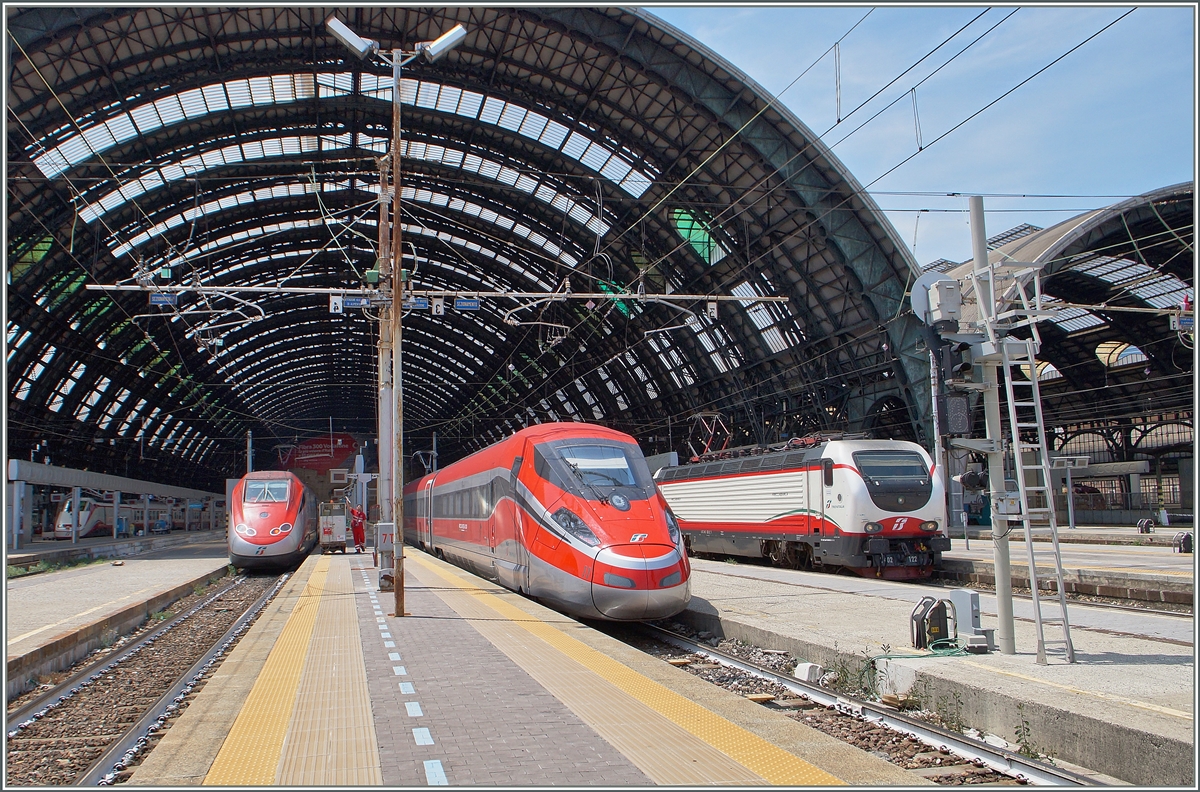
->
[[402, 423, 691, 621], [228, 471, 319, 569]]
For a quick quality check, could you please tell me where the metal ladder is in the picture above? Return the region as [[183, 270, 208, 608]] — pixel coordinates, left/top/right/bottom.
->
[[1000, 337, 1076, 664]]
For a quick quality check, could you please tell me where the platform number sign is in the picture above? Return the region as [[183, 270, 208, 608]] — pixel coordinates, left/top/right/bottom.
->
[[706, 300, 718, 319], [432, 297, 445, 316]]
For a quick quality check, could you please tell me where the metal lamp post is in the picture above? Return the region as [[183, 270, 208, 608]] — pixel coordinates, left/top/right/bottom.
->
[[328, 17, 466, 615]]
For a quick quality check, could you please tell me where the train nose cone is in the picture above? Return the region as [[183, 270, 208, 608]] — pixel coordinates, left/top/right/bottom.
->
[[591, 544, 690, 620]]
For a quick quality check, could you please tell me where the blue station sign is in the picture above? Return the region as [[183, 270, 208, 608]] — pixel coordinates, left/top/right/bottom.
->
[[149, 293, 178, 306], [454, 297, 480, 311]]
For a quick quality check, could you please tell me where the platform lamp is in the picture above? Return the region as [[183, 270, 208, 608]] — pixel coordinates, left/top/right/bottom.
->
[[327, 16, 467, 616]]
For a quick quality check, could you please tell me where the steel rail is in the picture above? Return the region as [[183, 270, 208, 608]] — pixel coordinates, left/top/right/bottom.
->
[[6, 574, 244, 728], [78, 574, 287, 786], [641, 623, 1094, 787]]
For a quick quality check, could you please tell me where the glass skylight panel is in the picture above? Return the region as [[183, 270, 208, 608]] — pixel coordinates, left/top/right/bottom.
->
[[34, 75, 653, 198]]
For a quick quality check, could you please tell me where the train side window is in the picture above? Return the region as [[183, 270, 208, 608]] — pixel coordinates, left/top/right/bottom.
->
[[741, 458, 762, 472], [822, 458, 834, 487], [760, 456, 784, 471]]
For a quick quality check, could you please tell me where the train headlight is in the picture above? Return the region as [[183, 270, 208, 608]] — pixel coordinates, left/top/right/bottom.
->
[[919, 520, 939, 532], [665, 510, 682, 545], [552, 507, 600, 547], [864, 522, 884, 534], [278, 522, 292, 534], [235, 523, 255, 536]]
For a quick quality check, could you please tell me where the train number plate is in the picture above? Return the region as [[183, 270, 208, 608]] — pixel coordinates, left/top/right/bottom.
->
[[905, 554, 920, 565]]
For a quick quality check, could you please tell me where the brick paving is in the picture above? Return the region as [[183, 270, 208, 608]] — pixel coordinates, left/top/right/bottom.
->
[[350, 557, 651, 786]]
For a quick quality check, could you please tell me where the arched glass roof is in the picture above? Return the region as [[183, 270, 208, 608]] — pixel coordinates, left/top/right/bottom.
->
[[7, 6, 1015, 486]]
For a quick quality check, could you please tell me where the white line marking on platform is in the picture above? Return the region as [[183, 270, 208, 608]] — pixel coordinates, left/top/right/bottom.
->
[[424, 759, 448, 785], [960, 660, 1193, 720], [393, 666, 407, 676], [413, 727, 434, 746], [384, 641, 395, 648], [400, 682, 415, 694], [389, 652, 402, 661], [405, 701, 423, 716]]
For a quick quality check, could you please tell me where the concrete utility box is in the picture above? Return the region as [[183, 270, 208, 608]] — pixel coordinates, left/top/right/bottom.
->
[[375, 521, 395, 591], [946, 588, 994, 651]]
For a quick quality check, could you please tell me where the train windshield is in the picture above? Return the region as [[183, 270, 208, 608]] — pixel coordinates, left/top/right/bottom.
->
[[244, 480, 289, 502], [853, 451, 929, 481], [534, 440, 655, 498]]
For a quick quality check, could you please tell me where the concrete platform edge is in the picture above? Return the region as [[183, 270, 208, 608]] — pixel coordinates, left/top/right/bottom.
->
[[936, 558, 1194, 602], [5, 531, 217, 570], [6, 564, 231, 701], [673, 608, 1193, 787]]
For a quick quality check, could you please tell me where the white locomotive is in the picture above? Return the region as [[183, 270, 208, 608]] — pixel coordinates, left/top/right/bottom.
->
[[654, 435, 949, 579]]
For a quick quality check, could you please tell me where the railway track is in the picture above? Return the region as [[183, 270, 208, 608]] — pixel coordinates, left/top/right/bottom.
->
[[627, 623, 1095, 786], [5, 573, 285, 786]]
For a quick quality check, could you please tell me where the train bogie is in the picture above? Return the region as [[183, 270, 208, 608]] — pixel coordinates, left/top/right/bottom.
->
[[655, 438, 950, 580], [403, 423, 691, 621], [228, 471, 318, 570]]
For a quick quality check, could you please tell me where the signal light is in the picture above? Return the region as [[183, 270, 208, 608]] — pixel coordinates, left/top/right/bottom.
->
[[953, 470, 987, 491], [940, 341, 974, 383]]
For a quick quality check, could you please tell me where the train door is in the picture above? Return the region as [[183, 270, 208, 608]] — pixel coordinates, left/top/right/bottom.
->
[[423, 478, 435, 551], [511, 451, 530, 593], [820, 458, 834, 536], [806, 464, 820, 536]]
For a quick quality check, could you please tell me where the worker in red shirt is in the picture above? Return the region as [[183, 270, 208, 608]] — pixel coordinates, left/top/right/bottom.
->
[[350, 505, 366, 553]]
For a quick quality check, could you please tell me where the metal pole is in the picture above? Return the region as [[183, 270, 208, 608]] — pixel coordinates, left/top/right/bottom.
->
[[113, 490, 121, 540], [377, 155, 393, 528], [432, 432, 438, 472], [1065, 466, 1076, 530], [972, 195, 1015, 655], [392, 48, 406, 618], [246, 430, 253, 473]]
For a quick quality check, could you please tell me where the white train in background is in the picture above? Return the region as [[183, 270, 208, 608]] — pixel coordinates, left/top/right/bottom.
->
[[53, 496, 206, 539], [654, 434, 949, 580]]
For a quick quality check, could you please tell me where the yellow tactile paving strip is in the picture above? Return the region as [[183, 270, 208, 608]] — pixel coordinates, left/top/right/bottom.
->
[[408, 552, 845, 786], [203, 556, 330, 785], [276, 557, 382, 784]]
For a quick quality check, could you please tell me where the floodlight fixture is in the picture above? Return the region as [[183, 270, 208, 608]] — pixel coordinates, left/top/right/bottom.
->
[[326, 16, 379, 60], [417, 24, 467, 62]]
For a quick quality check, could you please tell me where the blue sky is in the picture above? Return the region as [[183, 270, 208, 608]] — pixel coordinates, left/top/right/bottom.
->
[[644, 4, 1196, 267]]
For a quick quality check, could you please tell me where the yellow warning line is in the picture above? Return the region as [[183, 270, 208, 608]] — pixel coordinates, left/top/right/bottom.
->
[[410, 552, 843, 786], [959, 659, 1193, 720], [203, 556, 330, 785]]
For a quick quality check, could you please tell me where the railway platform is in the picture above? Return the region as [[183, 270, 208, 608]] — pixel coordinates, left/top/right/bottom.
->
[[5, 533, 229, 700], [681, 557, 1194, 786], [126, 551, 916, 786]]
